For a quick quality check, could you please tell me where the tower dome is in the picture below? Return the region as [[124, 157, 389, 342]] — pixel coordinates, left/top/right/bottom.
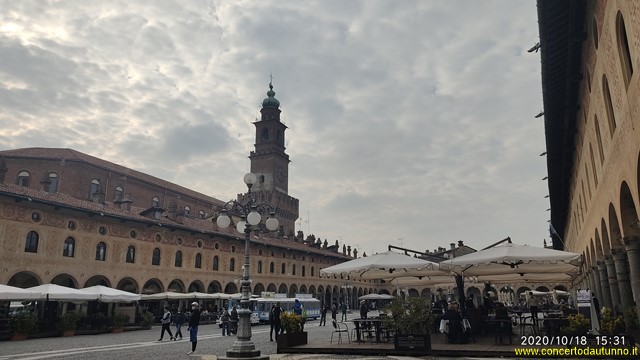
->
[[262, 83, 280, 108]]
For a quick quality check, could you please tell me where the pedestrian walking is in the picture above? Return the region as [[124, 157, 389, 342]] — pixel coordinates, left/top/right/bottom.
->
[[340, 301, 348, 321], [359, 300, 369, 319], [158, 306, 175, 341], [220, 309, 231, 336], [331, 303, 337, 321], [230, 305, 239, 335], [186, 302, 201, 355], [269, 304, 276, 341], [272, 302, 282, 337], [319, 304, 327, 326], [174, 307, 187, 340]]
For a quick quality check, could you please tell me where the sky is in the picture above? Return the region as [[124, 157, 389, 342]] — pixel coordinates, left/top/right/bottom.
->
[[0, 0, 550, 256]]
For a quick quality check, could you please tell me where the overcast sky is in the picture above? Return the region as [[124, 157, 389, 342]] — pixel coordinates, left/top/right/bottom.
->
[[0, 0, 549, 255]]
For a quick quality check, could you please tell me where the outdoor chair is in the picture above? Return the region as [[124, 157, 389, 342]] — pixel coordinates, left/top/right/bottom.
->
[[520, 315, 539, 336], [331, 319, 350, 344]]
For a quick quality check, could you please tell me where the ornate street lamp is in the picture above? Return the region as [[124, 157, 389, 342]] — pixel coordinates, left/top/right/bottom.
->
[[216, 173, 278, 360]]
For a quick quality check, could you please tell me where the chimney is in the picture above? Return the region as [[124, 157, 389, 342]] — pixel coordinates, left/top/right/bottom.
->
[[458, 240, 464, 247], [450, 243, 456, 250]]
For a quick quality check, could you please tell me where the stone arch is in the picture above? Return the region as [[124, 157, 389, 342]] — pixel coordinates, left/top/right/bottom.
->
[[51, 273, 78, 288], [278, 283, 288, 294], [408, 288, 419, 297], [266, 283, 277, 293], [420, 288, 431, 298], [536, 286, 550, 292], [466, 286, 482, 307], [620, 181, 640, 238], [253, 282, 265, 295], [608, 203, 623, 249], [594, 232, 604, 261], [289, 284, 298, 297], [116, 277, 139, 293], [299, 284, 307, 294], [308, 285, 316, 297], [379, 288, 390, 295], [554, 285, 567, 291], [332, 285, 340, 304], [8, 271, 41, 288], [142, 278, 164, 294], [84, 275, 111, 288], [188, 280, 204, 293], [167, 279, 185, 293], [207, 280, 222, 293], [224, 282, 238, 294], [516, 286, 531, 297]]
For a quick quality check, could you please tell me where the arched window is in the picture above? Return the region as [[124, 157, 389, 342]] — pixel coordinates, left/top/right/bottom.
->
[[17, 171, 30, 186], [292, 264, 296, 276], [63, 237, 75, 257], [114, 186, 123, 201], [281, 263, 286, 274], [602, 75, 617, 137], [25, 231, 39, 253], [89, 179, 100, 198], [95, 242, 106, 261], [213, 256, 219, 271], [257, 261, 263, 274], [175, 251, 183, 267], [184, 206, 190, 216], [126, 246, 135, 263], [151, 196, 159, 207], [594, 115, 604, 164], [230, 258, 235, 272], [616, 11, 633, 89], [270, 262, 275, 273], [46, 173, 59, 193], [261, 128, 269, 140], [199, 210, 205, 219], [302, 266, 306, 277], [311, 267, 315, 277], [195, 253, 202, 268], [152, 248, 161, 266]]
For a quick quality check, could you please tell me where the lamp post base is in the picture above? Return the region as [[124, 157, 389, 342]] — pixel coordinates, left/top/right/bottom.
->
[[219, 351, 268, 360]]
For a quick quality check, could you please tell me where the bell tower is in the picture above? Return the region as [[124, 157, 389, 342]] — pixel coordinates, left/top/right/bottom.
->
[[247, 82, 299, 236]]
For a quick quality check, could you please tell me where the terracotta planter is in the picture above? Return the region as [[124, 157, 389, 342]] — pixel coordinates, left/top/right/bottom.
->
[[276, 331, 308, 349], [62, 330, 76, 337], [10, 333, 28, 341]]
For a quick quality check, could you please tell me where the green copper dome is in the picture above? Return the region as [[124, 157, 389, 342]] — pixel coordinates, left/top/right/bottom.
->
[[262, 83, 280, 108]]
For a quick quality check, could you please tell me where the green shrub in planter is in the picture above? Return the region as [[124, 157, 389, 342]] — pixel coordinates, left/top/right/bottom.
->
[[141, 311, 154, 328], [112, 313, 130, 328], [56, 311, 80, 331], [9, 312, 38, 334]]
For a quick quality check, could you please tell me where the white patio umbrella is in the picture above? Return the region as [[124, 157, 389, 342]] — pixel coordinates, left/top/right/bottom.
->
[[320, 251, 443, 280], [81, 285, 140, 303], [0, 284, 42, 301], [27, 284, 98, 302], [358, 293, 394, 300], [471, 272, 573, 284], [438, 243, 581, 277], [387, 274, 457, 287]]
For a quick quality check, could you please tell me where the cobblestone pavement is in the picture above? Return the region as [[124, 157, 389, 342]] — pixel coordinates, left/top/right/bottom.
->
[[0, 313, 564, 360]]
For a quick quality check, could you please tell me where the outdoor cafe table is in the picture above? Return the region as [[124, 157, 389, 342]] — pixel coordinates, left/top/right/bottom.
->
[[352, 318, 383, 343]]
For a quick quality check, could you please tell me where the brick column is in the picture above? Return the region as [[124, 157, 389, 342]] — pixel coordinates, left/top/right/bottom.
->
[[612, 249, 634, 316], [591, 265, 603, 308], [605, 256, 621, 314], [623, 236, 640, 318], [597, 261, 612, 310]]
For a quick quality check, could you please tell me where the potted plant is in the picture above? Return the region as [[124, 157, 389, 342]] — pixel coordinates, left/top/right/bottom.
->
[[9, 312, 38, 341], [277, 312, 307, 349], [141, 311, 154, 329], [56, 311, 80, 336], [382, 296, 432, 351], [112, 313, 129, 333], [560, 313, 590, 336]]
